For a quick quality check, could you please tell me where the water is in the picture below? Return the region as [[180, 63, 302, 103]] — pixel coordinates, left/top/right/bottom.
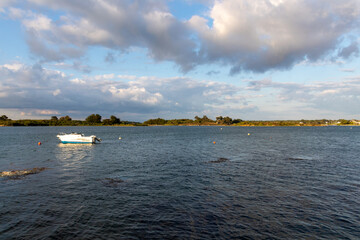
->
[[1, 126, 359, 239]]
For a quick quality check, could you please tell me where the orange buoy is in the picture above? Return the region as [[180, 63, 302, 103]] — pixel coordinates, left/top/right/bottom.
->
[[38, 142, 41, 145], [213, 141, 216, 144]]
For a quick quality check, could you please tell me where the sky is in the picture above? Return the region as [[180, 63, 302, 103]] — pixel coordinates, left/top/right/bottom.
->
[[0, 0, 359, 121]]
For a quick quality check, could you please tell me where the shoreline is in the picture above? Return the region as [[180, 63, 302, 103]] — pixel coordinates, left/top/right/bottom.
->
[[0, 124, 358, 127]]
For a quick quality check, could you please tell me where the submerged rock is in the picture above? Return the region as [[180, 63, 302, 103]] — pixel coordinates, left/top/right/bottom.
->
[[0, 167, 48, 179], [287, 157, 305, 161], [99, 178, 124, 187], [287, 157, 313, 161], [207, 157, 230, 163]]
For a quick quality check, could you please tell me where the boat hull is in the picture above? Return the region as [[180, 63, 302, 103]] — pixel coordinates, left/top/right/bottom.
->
[[59, 141, 94, 144], [57, 134, 98, 144]]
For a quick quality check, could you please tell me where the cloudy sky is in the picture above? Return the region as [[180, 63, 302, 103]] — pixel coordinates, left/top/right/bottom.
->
[[0, 0, 359, 121]]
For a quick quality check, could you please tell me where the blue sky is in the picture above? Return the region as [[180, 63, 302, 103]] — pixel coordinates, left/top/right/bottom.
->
[[0, 0, 359, 121]]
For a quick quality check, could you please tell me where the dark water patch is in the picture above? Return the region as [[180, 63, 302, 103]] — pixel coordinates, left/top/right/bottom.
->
[[207, 157, 230, 164], [99, 178, 125, 187], [287, 157, 306, 161], [325, 183, 356, 193], [286, 157, 314, 161]]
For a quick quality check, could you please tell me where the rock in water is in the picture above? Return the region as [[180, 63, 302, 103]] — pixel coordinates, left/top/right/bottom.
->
[[0, 167, 48, 179], [100, 178, 124, 187]]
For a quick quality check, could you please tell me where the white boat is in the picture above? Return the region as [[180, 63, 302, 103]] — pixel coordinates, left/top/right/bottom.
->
[[57, 132, 101, 144]]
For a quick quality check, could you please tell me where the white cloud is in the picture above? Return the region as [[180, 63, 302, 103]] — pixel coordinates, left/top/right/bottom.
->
[[23, 14, 52, 31], [94, 74, 115, 81], [246, 77, 360, 116], [10, 0, 197, 71], [190, 0, 360, 74], [8, 7, 26, 19], [108, 85, 163, 105], [2, 63, 24, 71], [0, 62, 248, 120], [52, 89, 61, 96], [1, 61, 359, 120], [35, 109, 59, 115], [70, 78, 85, 84], [4, 0, 359, 74]]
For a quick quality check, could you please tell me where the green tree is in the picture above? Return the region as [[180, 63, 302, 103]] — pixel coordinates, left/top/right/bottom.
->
[[110, 115, 120, 124], [143, 118, 167, 125], [232, 119, 242, 124], [102, 115, 120, 125], [0, 115, 9, 121], [86, 114, 102, 124], [102, 119, 111, 125], [49, 116, 58, 126], [216, 116, 223, 124], [194, 116, 201, 123], [201, 115, 211, 123], [339, 119, 351, 125], [216, 116, 232, 125], [58, 115, 72, 125], [223, 116, 233, 125], [59, 115, 72, 122], [194, 115, 214, 124]]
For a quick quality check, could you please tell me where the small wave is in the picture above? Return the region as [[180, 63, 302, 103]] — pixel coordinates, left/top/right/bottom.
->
[[286, 156, 314, 161]]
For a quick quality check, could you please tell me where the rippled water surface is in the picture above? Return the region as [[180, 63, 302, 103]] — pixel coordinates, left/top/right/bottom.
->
[[1, 126, 360, 239]]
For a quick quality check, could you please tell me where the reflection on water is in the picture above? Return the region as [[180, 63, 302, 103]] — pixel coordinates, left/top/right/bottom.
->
[[56, 143, 95, 168], [57, 143, 94, 150]]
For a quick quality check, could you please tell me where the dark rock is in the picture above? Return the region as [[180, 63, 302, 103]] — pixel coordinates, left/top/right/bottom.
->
[[0, 167, 48, 179]]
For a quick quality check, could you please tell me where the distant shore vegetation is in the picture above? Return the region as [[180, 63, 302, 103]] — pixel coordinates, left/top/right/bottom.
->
[[0, 114, 359, 127], [0, 114, 141, 127]]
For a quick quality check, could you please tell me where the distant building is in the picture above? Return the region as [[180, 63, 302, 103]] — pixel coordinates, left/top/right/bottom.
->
[[351, 119, 360, 125]]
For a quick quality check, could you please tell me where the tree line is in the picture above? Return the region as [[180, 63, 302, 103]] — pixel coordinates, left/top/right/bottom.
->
[[0, 114, 138, 126], [0, 114, 358, 127], [143, 115, 242, 125], [142, 116, 358, 126]]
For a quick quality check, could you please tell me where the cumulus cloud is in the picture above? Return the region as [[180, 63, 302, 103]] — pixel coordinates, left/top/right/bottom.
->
[[8, 0, 198, 71], [4, 0, 359, 74], [190, 0, 360, 74], [0, 62, 247, 120]]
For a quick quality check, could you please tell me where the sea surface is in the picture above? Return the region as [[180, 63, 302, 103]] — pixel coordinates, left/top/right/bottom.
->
[[0, 126, 359, 239]]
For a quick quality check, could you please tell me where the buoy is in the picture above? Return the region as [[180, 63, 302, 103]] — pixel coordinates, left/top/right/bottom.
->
[[119, 137, 122, 140], [248, 133, 251, 136], [38, 142, 41, 145], [213, 141, 216, 144]]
